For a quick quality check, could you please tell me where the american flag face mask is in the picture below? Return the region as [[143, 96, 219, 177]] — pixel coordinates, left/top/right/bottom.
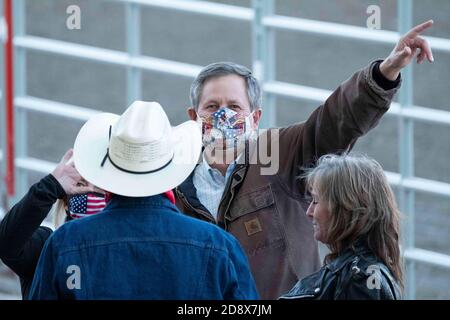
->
[[67, 192, 107, 220], [198, 107, 253, 148]]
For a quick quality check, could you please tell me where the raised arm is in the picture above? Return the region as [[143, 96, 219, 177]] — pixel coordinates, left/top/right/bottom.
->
[[276, 21, 434, 194]]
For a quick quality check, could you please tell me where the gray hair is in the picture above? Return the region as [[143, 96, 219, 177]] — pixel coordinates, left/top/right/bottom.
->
[[190, 62, 262, 111]]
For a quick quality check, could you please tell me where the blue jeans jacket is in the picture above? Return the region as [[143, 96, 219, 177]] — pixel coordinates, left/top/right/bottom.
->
[[28, 194, 259, 299]]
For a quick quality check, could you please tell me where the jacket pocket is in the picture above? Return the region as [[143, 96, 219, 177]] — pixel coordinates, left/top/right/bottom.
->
[[228, 184, 275, 221], [226, 184, 284, 254]]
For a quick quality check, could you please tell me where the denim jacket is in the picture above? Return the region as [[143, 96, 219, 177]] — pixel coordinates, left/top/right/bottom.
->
[[28, 194, 259, 300]]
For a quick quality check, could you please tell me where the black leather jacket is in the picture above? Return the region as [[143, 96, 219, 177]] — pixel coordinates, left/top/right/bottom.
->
[[279, 242, 402, 300]]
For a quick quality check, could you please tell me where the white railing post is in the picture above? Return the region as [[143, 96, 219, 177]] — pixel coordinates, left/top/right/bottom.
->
[[12, 0, 27, 204], [253, 0, 275, 129], [397, 0, 416, 300], [126, 1, 142, 105]]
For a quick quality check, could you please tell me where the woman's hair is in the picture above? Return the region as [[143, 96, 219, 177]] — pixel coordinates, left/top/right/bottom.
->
[[49, 198, 69, 229], [302, 153, 404, 289]]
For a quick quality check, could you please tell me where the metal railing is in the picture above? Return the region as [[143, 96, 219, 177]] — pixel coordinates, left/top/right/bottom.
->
[[2, 0, 450, 299]]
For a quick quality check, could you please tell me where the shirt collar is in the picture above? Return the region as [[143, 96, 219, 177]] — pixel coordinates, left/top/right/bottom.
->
[[200, 150, 243, 175]]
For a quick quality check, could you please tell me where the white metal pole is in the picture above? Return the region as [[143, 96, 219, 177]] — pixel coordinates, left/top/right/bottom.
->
[[12, 0, 27, 204], [253, 0, 275, 129], [397, 0, 416, 300], [126, 2, 142, 105]]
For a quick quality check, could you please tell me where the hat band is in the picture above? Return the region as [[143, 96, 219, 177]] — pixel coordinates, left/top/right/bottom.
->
[[100, 125, 173, 174], [101, 150, 173, 174]]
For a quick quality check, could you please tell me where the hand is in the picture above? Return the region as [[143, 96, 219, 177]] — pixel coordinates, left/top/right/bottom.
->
[[51, 149, 95, 196], [380, 20, 434, 81]]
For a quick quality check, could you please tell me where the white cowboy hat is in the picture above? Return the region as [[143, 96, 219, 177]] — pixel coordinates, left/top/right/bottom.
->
[[73, 101, 201, 197]]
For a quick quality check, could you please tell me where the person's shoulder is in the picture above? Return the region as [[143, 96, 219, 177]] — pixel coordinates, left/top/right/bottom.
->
[[337, 249, 380, 279], [174, 212, 225, 235], [173, 213, 241, 251], [344, 251, 390, 278], [56, 211, 102, 231], [337, 251, 401, 299], [49, 212, 104, 244], [258, 124, 306, 139]]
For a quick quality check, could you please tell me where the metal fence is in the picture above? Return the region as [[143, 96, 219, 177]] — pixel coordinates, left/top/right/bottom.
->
[[0, 0, 449, 299]]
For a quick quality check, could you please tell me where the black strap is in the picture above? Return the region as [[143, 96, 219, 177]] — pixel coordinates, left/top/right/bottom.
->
[[100, 125, 173, 175]]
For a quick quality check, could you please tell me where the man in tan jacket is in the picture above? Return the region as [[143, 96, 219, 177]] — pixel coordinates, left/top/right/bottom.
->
[[175, 20, 434, 299]]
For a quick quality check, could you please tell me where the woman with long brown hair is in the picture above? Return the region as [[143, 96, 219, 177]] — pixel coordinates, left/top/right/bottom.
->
[[280, 154, 403, 300]]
